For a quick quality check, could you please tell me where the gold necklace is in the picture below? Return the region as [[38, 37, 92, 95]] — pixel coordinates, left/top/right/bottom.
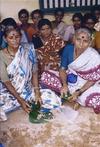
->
[[7, 47, 15, 59]]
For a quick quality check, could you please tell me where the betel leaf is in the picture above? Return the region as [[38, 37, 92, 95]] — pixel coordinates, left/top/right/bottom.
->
[[29, 111, 47, 123], [31, 101, 41, 111], [29, 102, 53, 123]]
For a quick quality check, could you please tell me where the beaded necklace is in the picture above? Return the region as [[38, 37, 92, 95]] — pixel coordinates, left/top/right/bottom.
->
[[7, 47, 16, 59]]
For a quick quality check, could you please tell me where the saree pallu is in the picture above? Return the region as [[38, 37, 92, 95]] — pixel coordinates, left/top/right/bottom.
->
[[0, 43, 37, 114], [67, 47, 100, 113]]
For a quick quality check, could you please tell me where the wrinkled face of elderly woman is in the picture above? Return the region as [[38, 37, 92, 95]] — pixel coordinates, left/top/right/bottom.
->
[[74, 31, 91, 51], [5, 28, 21, 49]]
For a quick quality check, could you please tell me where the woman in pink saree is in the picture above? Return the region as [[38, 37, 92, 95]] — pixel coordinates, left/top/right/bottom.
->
[[59, 28, 100, 113]]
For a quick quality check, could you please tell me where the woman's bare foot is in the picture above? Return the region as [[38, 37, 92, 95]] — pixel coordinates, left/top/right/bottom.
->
[[73, 102, 80, 110]]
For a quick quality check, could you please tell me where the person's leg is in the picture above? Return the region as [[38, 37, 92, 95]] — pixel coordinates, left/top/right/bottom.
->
[[0, 81, 20, 118]]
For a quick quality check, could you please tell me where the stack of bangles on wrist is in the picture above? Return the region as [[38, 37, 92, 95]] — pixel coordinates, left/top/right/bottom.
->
[[75, 89, 82, 96]]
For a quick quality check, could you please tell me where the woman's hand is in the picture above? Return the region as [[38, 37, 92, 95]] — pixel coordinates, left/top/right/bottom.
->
[[20, 99, 31, 113], [35, 90, 42, 105], [68, 91, 79, 102], [60, 85, 69, 98], [35, 95, 42, 105]]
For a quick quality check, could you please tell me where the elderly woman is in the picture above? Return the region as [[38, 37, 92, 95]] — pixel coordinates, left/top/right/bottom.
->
[[0, 27, 41, 117], [60, 28, 100, 113]]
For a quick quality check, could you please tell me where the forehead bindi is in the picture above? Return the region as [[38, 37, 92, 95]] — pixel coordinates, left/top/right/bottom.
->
[[78, 32, 89, 39], [7, 31, 20, 37]]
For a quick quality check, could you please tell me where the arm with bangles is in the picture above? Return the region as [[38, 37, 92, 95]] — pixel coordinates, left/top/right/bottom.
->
[[31, 70, 42, 104], [4, 80, 31, 113], [59, 68, 69, 97], [59, 68, 95, 101], [69, 81, 95, 102]]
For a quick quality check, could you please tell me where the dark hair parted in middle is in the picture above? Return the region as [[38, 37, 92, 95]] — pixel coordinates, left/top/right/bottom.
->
[[54, 8, 64, 16], [31, 9, 44, 19], [1, 17, 17, 28], [72, 13, 83, 22], [18, 9, 29, 18], [83, 13, 97, 24], [38, 19, 52, 30], [4, 27, 22, 38]]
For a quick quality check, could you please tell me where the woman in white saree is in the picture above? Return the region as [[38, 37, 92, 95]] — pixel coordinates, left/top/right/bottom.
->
[[60, 28, 100, 113]]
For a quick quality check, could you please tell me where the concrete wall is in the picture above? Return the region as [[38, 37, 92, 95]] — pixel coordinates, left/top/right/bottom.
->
[[0, 0, 39, 21], [0, 0, 73, 24]]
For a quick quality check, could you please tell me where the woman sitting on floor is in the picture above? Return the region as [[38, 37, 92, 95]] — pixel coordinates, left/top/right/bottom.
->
[[0, 27, 62, 121], [33, 18, 65, 74], [59, 28, 100, 113], [0, 27, 42, 115]]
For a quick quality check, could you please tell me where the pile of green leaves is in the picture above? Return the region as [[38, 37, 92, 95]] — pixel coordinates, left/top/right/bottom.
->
[[29, 102, 53, 124]]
